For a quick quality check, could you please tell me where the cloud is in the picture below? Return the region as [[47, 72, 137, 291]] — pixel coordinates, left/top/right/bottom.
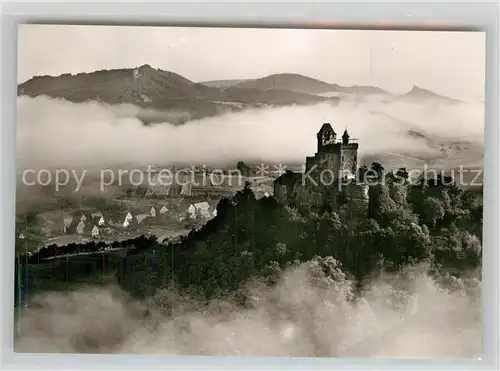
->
[[16, 95, 484, 171]]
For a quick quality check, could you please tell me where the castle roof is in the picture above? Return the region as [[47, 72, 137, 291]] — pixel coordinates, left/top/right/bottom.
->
[[317, 123, 335, 136], [342, 129, 350, 138]]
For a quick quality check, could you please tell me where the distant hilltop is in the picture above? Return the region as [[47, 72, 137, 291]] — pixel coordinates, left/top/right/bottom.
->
[[396, 85, 462, 104]]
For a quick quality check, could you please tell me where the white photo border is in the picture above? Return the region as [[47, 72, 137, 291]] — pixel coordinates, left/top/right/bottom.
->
[[1, 1, 498, 369]]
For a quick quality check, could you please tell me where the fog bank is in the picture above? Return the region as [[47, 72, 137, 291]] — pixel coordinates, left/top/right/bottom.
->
[[15, 262, 480, 358], [17, 95, 484, 170]]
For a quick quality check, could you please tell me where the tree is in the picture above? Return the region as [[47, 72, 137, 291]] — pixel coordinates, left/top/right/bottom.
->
[[303, 256, 357, 305], [461, 189, 476, 210], [395, 168, 409, 182], [422, 197, 445, 227], [432, 226, 482, 270], [25, 211, 39, 226], [371, 162, 385, 181], [236, 161, 251, 177], [262, 260, 282, 285], [389, 182, 408, 207], [407, 180, 429, 217], [368, 184, 397, 224], [358, 165, 369, 183], [317, 212, 343, 257]]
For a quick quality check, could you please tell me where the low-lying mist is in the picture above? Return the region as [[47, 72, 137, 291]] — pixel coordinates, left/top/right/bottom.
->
[[17, 95, 484, 170], [15, 262, 481, 358]]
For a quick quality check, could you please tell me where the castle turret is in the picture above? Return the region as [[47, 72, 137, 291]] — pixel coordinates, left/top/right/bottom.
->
[[342, 129, 350, 145]]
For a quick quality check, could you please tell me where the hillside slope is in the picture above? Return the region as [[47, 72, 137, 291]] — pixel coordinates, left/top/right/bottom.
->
[[200, 79, 248, 88]]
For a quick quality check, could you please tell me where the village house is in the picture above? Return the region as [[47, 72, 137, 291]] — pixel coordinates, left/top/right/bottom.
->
[[76, 221, 86, 234], [63, 215, 73, 233], [193, 201, 211, 219], [150, 207, 156, 217], [91, 225, 100, 238], [135, 213, 149, 224]]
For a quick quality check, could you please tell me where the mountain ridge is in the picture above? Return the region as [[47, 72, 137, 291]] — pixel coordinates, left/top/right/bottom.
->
[[18, 67, 393, 101], [18, 66, 461, 125], [18, 66, 341, 124]]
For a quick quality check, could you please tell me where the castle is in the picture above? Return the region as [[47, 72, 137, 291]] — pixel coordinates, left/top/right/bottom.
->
[[274, 123, 368, 214]]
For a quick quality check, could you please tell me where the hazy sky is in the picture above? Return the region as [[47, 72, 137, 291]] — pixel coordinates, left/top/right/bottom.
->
[[18, 25, 485, 100]]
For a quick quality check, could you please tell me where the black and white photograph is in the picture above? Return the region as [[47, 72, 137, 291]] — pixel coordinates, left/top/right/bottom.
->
[[14, 24, 484, 357]]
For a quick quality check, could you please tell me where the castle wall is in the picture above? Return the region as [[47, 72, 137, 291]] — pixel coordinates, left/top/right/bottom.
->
[[341, 182, 369, 201], [340, 144, 359, 179], [310, 142, 341, 176], [338, 183, 369, 220], [318, 151, 340, 171], [293, 182, 326, 209], [305, 156, 316, 172]]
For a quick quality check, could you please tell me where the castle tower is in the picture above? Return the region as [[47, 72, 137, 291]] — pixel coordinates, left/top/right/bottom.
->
[[316, 123, 336, 153], [340, 129, 358, 179]]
